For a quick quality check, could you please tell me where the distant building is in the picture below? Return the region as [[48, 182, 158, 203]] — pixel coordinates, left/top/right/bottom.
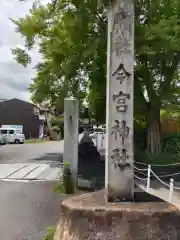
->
[[0, 98, 48, 139]]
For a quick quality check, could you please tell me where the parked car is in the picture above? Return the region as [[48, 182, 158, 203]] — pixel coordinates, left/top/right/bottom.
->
[[0, 134, 6, 145], [0, 128, 25, 144]]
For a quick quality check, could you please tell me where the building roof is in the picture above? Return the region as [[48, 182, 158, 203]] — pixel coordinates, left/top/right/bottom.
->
[[0, 98, 49, 112], [0, 98, 40, 108]]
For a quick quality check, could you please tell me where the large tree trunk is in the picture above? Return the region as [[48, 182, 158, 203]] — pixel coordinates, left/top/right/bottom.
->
[[147, 103, 161, 153]]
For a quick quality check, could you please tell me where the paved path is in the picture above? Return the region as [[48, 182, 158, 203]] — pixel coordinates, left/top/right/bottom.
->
[[0, 141, 63, 164], [0, 162, 63, 181], [0, 181, 65, 240], [0, 141, 65, 239], [138, 180, 180, 209], [0, 141, 64, 181]]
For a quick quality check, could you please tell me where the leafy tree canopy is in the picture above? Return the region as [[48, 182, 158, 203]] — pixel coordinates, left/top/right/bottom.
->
[[12, 0, 107, 117], [13, 0, 180, 152]]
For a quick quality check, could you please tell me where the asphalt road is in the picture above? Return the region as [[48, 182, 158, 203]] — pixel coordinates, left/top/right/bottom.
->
[[0, 141, 65, 240], [0, 141, 64, 164], [0, 181, 66, 240]]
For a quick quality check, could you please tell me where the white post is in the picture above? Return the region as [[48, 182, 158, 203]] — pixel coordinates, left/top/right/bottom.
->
[[64, 97, 79, 187], [169, 178, 174, 203], [146, 165, 151, 193], [106, 0, 134, 201]]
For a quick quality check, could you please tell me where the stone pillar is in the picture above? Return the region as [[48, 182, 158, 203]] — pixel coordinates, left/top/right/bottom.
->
[[54, 2, 180, 239], [105, 0, 134, 201], [64, 97, 79, 186]]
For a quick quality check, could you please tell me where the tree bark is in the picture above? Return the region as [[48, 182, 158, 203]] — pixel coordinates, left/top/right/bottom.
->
[[147, 103, 161, 153]]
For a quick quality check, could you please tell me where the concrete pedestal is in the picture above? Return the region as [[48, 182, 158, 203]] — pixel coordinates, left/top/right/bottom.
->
[[54, 190, 180, 240]]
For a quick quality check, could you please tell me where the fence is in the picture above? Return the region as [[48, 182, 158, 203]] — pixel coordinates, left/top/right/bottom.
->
[[90, 133, 180, 204], [134, 161, 180, 203]]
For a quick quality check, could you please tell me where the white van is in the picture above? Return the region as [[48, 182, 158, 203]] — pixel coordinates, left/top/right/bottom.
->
[[0, 128, 25, 144], [0, 134, 6, 145]]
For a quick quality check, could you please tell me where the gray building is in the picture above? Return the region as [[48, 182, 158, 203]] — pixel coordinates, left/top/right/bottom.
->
[[0, 98, 47, 139]]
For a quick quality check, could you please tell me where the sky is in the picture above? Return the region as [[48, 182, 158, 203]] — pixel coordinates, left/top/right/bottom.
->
[[0, 0, 42, 102]]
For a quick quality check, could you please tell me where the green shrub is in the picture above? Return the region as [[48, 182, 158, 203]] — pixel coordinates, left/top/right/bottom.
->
[[163, 133, 180, 158], [51, 117, 64, 127], [63, 162, 74, 194], [134, 143, 146, 161], [135, 131, 180, 165], [134, 121, 146, 150], [146, 151, 177, 165], [51, 117, 64, 138], [135, 147, 178, 165], [42, 227, 56, 240], [51, 126, 61, 133], [54, 161, 74, 194]]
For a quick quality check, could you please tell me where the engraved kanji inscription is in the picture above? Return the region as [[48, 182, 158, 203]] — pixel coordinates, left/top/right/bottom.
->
[[111, 148, 130, 171], [113, 91, 130, 112], [111, 120, 129, 144], [112, 5, 133, 56], [113, 6, 128, 25], [112, 63, 131, 84]]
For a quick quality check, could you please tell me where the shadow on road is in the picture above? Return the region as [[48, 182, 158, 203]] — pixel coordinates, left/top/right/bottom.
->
[[32, 152, 63, 165]]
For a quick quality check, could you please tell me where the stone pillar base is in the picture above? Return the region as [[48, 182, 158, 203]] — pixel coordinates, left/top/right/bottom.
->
[[54, 190, 180, 240]]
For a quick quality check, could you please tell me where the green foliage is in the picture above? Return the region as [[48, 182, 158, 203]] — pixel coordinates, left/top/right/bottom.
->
[[163, 133, 180, 158], [42, 227, 56, 240], [54, 161, 74, 194], [62, 162, 74, 194], [51, 117, 64, 127], [51, 116, 64, 137], [161, 109, 180, 118], [13, 0, 180, 153], [63, 161, 70, 167], [135, 0, 180, 152], [135, 132, 180, 165], [135, 148, 177, 165], [11, 48, 31, 67], [134, 121, 146, 150], [12, 0, 107, 120], [135, 0, 180, 106], [51, 125, 61, 133]]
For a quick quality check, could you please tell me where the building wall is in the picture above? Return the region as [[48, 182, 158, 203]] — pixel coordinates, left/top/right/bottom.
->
[[0, 98, 42, 139]]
